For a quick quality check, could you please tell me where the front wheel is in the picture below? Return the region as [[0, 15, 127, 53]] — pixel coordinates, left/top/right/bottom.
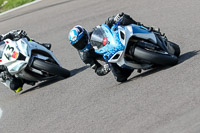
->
[[168, 41, 181, 57], [133, 46, 178, 66], [32, 59, 70, 78]]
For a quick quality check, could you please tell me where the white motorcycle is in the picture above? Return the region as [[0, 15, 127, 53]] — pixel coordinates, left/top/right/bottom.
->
[[0, 38, 70, 87]]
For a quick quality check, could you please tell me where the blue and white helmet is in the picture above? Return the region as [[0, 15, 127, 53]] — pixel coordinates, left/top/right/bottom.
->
[[68, 25, 91, 51]]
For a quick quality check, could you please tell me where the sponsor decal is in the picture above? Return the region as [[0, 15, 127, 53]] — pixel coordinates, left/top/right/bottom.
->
[[12, 51, 18, 59]]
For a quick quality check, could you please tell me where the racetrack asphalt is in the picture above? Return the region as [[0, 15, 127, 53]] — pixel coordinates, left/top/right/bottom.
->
[[0, 0, 200, 133]]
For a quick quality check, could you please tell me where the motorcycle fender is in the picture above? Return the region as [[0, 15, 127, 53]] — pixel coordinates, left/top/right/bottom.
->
[[166, 42, 175, 55], [28, 41, 61, 66]]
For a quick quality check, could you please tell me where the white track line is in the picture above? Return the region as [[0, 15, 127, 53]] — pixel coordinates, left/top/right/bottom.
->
[[0, 0, 42, 16], [0, 108, 2, 119]]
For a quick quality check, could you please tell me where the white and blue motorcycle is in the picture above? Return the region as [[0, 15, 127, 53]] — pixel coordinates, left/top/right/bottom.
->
[[0, 38, 70, 87], [91, 20, 180, 71]]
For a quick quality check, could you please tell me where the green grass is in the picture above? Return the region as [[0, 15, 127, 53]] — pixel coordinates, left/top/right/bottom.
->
[[0, 0, 35, 13]]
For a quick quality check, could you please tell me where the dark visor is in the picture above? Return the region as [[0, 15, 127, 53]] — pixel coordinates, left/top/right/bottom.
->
[[73, 33, 88, 50]]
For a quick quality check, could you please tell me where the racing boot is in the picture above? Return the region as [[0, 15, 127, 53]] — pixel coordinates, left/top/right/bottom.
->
[[14, 87, 23, 93], [0, 71, 24, 93], [9, 77, 24, 93]]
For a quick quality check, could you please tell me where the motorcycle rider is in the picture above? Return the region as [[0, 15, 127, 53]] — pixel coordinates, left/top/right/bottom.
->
[[0, 30, 51, 92], [68, 13, 160, 82]]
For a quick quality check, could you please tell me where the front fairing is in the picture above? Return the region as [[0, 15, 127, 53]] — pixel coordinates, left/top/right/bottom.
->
[[93, 24, 125, 61], [0, 39, 29, 75], [93, 24, 155, 62], [0, 39, 20, 65]]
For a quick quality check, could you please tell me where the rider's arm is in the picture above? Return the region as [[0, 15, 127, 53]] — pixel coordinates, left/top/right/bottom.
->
[[1, 30, 29, 41], [105, 12, 138, 28], [105, 13, 161, 33], [78, 49, 110, 76]]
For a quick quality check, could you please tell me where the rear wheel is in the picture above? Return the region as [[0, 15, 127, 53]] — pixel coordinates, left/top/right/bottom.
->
[[32, 59, 70, 78]]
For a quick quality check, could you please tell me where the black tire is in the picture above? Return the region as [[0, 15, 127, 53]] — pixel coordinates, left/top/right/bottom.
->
[[32, 59, 70, 78], [168, 41, 180, 57], [133, 46, 178, 66]]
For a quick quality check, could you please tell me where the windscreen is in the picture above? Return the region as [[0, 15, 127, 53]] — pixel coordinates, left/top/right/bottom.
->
[[0, 41, 6, 58], [90, 26, 107, 49]]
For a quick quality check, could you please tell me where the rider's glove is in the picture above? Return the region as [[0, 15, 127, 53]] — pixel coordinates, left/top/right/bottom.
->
[[114, 12, 124, 23], [18, 30, 27, 38], [105, 12, 124, 28], [13, 30, 27, 39]]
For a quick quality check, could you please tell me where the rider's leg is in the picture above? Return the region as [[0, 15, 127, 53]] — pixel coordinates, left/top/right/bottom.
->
[[1, 72, 24, 93], [110, 63, 133, 82]]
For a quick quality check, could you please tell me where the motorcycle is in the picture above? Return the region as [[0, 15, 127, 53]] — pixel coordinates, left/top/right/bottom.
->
[[90, 19, 180, 71], [0, 38, 70, 87]]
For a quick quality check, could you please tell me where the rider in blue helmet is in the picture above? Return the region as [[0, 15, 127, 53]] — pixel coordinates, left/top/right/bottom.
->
[[68, 13, 160, 82], [69, 25, 91, 52], [0, 30, 51, 92], [69, 25, 112, 77]]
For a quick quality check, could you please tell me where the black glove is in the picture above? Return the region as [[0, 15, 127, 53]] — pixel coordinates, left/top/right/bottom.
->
[[18, 30, 27, 38], [113, 12, 124, 23], [105, 13, 124, 28], [12, 30, 27, 40]]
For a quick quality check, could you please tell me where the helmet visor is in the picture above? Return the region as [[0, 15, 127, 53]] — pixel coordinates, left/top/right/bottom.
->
[[72, 33, 88, 50]]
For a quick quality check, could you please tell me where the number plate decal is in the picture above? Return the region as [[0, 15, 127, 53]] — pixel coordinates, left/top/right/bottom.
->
[[4, 45, 14, 60]]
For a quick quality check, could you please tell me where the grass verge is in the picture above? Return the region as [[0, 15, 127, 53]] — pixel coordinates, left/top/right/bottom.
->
[[0, 0, 35, 13]]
